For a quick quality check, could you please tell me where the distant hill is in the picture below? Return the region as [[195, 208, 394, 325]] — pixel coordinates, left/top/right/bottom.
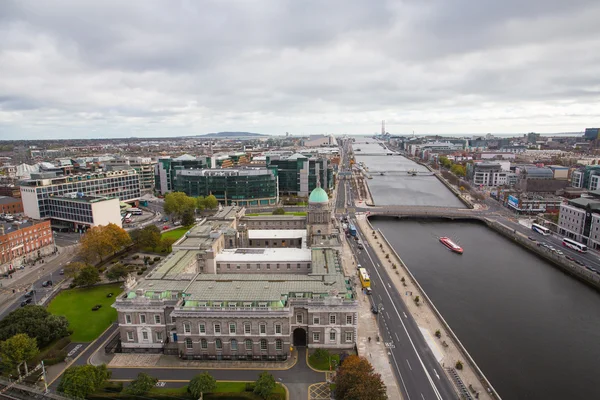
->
[[197, 132, 268, 138]]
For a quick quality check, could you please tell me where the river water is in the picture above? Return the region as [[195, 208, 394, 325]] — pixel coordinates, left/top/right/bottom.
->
[[353, 140, 464, 207], [371, 218, 600, 400]]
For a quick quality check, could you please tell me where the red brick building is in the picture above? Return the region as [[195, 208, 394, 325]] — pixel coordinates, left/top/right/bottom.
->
[[0, 219, 54, 268], [0, 185, 20, 198], [0, 196, 24, 214]]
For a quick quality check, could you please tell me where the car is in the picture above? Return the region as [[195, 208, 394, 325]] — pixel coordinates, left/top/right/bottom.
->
[[556, 250, 564, 255], [24, 290, 35, 298], [20, 298, 32, 307], [565, 255, 575, 261], [42, 280, 53, 287], [371, 305, 379, 314], [91, 304, 102, 311], [528, 236, 537, 241], [174, 221, 182, 226], [575, 260, 585, 266], [365, 287, 372, 295], [162, 226, 170, 231], [59, 269, 64, 275]]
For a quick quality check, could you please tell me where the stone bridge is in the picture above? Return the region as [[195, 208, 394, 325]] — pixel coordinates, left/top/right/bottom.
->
[[365, 205, 488, 220]]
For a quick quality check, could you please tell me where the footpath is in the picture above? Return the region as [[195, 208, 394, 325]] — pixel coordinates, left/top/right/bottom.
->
[[338, 228, 403, 400], [355, 214, 496, 400]]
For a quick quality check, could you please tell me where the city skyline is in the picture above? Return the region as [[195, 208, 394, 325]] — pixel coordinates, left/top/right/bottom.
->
[[1, 0, 600, 140]]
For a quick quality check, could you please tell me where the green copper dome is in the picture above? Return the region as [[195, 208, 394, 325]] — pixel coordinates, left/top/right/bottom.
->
[[308, 187, 329, 204]]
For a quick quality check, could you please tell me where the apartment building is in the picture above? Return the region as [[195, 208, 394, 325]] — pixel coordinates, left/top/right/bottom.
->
[[0, 219, 54, 268], [114, 188, 357, 360], [0, 196, 23, 215], [558, 197, 600, 249]]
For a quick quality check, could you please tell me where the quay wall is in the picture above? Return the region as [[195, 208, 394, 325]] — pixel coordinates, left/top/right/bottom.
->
[[410, 158, 475, 209], [365, 217, 502, 399]]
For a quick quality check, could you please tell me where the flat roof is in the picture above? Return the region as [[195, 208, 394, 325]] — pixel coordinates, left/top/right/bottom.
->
[[248, 229, 306, 240], [215, 248, 312, 263], [0, 196, 20, 205]]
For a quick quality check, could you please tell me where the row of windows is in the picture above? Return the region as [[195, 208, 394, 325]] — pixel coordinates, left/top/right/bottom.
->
[[184, 338, 283, 351], [312, 331, 353, 342], [296, 314, 354, 325], [184, 322, 283, 335], [217, 263, 309, 270], [125, 314, 162, 324]]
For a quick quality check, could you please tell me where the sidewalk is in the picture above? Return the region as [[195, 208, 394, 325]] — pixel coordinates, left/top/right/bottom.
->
[[338, 231, 403, 400], [355, 215, 495, 400]]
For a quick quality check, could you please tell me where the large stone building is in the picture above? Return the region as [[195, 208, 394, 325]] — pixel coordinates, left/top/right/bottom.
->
[[114, 188, 357, 360]]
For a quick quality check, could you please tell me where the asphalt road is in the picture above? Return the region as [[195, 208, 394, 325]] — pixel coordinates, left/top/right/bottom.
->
[[348, 218, 458, 400], [0, 248, 76, 318]]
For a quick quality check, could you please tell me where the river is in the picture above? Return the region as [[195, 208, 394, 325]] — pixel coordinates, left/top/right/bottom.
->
[[353, 140, 464, 207], [370, 218, 600, 400]]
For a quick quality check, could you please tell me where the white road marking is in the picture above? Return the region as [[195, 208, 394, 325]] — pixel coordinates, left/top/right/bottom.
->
[[434, 369, 440, 380], [421, 394, 426, 400], [386, 311, 391, 319], [395, 332, 400, 341], [406, 359, 413, 370], [387, 283, 391, 288], [403, 312, 408, 318]]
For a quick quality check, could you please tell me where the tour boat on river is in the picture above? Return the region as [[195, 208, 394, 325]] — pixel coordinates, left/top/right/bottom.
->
[[439, 237, 463, 254]]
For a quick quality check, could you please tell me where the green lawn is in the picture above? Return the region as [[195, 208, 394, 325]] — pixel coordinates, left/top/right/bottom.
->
[[308, 353, 340, 371], [48, 283, 122, 342], [160, 227, 189, 241]]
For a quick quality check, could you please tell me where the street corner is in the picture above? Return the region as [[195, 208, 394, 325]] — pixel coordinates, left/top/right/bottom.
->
[[308, 382, 331, 400]]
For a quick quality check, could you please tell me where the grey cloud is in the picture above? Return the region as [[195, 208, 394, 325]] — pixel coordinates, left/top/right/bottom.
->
[[0, 0, 599, 139]]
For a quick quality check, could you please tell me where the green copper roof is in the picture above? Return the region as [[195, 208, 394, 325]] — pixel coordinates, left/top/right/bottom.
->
[[308, 187, 329, 204]]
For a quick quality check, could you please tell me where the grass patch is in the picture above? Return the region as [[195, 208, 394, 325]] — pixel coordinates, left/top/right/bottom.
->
[[308, 352, 340, 371], [160, 227, 189, 241], [48, 283, 122, 342]]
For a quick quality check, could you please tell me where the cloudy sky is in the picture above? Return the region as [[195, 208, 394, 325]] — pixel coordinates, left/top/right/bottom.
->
[[1, 0, 600, 140]]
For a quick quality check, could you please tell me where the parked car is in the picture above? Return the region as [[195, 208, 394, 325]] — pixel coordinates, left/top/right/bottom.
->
[[59, 269, 64, 275], [42, 280, 53, 287], [162, 226, 169, 231], [20, 298, 32, 307], [528, 236, 537, 241], [575, 259, 585, 266], [556, 250, 564, 255], [24, 290, 35, 298], [565, 255, 575, 261], [371, 305, 379, 314], [365, 287, 372, 295]]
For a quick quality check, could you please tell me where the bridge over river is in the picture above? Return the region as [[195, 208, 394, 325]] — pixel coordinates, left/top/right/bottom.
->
[[368, 169, 435, 176], [365, 205, 489, 220]]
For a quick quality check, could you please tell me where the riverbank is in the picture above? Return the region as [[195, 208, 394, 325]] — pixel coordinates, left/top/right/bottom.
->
[[356, 214, 499, 400]]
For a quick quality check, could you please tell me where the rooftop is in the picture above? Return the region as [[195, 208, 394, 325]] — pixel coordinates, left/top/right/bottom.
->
[[568, 197, 600, 210], [215, 248, 312, 263], [247, 229, 306, 240], [0, 196, 20, 205]]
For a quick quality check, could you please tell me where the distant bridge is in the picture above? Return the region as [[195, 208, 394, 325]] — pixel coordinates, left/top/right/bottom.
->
[[366, 205, 488, 220], [353, 153, 403, 156], [369, 170, 435, 176]]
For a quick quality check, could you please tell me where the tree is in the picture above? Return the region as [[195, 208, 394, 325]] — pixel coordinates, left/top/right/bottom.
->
[[272, 207, 285, 215], [0, 306, 69, 348], [414, 295, 420, 305], [196, 196, 206, 211], [129, 228, 144, 248], [58, 364, 111, 398], [253, 371, 276, 400], [79, 223, 131, 264], [334, 355, 386, 400], [188, 372, 217, 400], [164, 192, 196, 220], [455, 360, 464, 370], [139, 225, 161, 249], [203, 194, 218, 210], [160, 237, 177, 252], [181, 209, 195, 227], [451, 164, 466, 177], [0, 334, 39, 374], [126, 372, 158, 396], [73, 265, 100, 287], [106, 263, 129, 282], [63, 261, 87, 279]]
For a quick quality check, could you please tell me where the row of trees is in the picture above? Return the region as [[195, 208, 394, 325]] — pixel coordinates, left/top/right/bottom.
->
[[130, 225, 176, 251], [438, 156, 466, 177], [334, 355, 387, 400], [164, 192, 218, 225], [57, 367, 277, 400], [0, 306, 70, 376]]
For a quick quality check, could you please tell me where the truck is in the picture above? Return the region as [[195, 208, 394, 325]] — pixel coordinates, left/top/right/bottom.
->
[[348, 223, 357, 237]]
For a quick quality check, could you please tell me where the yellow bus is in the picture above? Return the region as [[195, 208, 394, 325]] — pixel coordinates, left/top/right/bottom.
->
[[358, 267, 370, 288]]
